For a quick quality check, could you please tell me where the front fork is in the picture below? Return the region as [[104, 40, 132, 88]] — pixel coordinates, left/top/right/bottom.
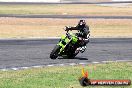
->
[[58, 39, 72, 55]]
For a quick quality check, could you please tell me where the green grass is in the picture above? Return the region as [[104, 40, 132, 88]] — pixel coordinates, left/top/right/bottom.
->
[[0, 4, 132, 16], [0, 62, 132, 88]]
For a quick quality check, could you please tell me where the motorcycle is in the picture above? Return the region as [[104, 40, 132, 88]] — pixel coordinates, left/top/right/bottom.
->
[[50, 26, 90, 59]]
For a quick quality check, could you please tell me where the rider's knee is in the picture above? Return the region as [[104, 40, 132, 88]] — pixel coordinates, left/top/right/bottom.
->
[[84, 39, 89, 44]]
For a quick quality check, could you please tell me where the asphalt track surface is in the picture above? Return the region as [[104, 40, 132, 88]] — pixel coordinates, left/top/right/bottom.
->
[[0, 1, 132, 19], [0, 38, 132, 69], [0, 1, 132, 4], [0, 14, 132, 19]]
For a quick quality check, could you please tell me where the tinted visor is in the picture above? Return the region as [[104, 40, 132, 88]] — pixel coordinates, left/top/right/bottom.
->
[[79, 22, 83, 25]]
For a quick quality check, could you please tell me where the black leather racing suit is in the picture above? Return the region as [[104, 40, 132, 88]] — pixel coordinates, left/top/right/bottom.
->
[[67, 24, 90, 47]]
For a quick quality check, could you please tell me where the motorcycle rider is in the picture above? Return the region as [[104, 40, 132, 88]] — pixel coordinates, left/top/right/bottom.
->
[[66, 20, 90, 53]]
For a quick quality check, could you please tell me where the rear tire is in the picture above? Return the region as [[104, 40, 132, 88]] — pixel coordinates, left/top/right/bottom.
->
[[67, 54, 75, 59], [67, 49, 79, 59], [50, 45, 61, 59], [67, 53, 76, 59]]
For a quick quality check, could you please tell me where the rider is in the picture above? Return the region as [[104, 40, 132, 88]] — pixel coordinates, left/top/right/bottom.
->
[[66, 20, 90, 53]]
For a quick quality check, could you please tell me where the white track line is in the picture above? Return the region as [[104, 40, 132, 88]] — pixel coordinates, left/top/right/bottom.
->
[[31, 65, 42, 68], [1, 69, 8, 71], [116, 60, 132, 62], [79, 63, 87, 65], [92, 62, 100, 64], [11, 68, 19, 70], [69, 63, 76, 66], [47, 64, 54, 67], [59, 64, 64, 66], [0, 60, 132, 71], [102, 61, 115, 63], [21, 67, 29, 69]]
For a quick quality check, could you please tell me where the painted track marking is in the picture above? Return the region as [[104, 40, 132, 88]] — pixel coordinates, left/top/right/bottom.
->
[[0, 60, 132, 71]]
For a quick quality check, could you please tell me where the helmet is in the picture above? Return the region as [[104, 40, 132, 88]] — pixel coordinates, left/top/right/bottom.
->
[[78, 20, 86, 27]]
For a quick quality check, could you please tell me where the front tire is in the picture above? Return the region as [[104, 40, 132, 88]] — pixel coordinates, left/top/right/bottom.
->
[[50, 45, 61, 59]]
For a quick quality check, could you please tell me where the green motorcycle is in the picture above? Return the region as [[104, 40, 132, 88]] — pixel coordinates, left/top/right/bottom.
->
[[50, 27, 86, 59]]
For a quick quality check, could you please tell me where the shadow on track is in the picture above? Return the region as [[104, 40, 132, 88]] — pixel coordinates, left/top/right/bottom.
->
[[58, 56, 88, 60]]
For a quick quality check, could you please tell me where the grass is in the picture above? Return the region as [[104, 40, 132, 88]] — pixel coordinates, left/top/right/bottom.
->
[[0, 4, 132, 16], [0, 18, 132, 38], [0, 62, 132, 88]]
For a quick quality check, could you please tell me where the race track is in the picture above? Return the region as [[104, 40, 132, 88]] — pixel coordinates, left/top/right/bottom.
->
[[0, 1, 132, 4], [0, 38, 132, 69], [0, 14, 132, 19]]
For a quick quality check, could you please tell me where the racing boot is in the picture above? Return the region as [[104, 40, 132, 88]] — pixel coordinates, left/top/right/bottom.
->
[[77, 46, 87, 53]]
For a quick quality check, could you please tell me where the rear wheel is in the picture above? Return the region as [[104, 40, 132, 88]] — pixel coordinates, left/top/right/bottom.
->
[[67, 45, 79, 59], [50, 45, 61, 59], [67, 50, 79, 59], [67, 54, 75, 59]]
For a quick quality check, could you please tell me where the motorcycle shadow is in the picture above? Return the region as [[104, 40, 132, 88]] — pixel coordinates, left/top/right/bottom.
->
[[58, 56, 88, 60]]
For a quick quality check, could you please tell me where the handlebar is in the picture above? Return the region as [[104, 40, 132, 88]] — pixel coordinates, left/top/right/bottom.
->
[[65, 26, 72, 39], [65, 26, 69, 31]]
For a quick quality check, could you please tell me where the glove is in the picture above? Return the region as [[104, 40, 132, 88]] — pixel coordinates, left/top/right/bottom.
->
[[65, 26, 69, 31], [65, 26, 71, 31]]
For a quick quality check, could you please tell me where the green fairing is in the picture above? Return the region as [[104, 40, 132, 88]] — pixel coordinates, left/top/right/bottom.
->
[[71, 35, 78, 44], [69, 33, 78, 44], [57, 33, 78, 53], [57, 35, 69, 52], [50, 29, 84, 59], [61, 35, 65, 40]]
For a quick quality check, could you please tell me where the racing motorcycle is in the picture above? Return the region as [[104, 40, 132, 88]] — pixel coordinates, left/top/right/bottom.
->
[[50, 26, 90, 59]]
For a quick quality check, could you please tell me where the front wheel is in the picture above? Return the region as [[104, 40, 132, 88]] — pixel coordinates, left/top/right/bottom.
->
[[50, 45, 61, 59]]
